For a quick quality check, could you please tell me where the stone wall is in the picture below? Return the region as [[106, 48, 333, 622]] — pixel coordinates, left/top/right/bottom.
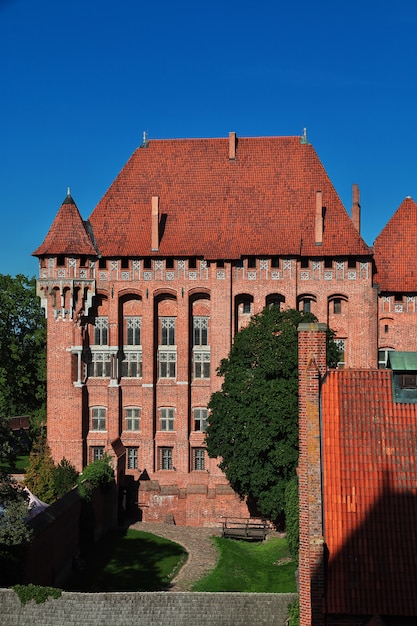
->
[[0, 589, 297, 626]]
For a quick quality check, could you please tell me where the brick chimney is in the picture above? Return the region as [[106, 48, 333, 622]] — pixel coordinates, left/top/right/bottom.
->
[[351, 183, 361, 233], [151, 195, 159, 251], [229, 131, 237, 160], [297, 322, 327, 626], [315, 191, 323, 245]]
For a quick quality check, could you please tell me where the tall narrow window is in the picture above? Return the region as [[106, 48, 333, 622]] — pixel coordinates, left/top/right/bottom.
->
[[193, 317, 208, 346], [125, 407, 140, 431], [334, 339, 346, 369], [160, 408, 175, 431], [88, 317, 111, 377], [159, 317, 176, 378], [333, 298, 342, 314], [161, 317, 176, 345], [159, 447, 173, 470], [91, 407, 106, 431], [192, 448, 205, 471], [193, 317, 210, 379], [193, 408, 208, 432], [127, 447, 138, 470], [126, 317, 141, 345], [122, 317, 142, 378]]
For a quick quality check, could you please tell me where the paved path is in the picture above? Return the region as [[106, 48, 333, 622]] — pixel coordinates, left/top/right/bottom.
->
[[129, 521, 222, 591]]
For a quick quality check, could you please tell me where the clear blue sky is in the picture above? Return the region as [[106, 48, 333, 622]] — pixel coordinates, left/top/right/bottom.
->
[[1, 0, 417, 277]]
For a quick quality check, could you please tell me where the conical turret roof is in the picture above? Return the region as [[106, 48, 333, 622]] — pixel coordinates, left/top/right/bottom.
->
[[33, 190, 97, 257]]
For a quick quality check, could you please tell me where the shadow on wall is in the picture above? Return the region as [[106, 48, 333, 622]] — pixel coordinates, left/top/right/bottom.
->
[[312, 477, 417, 625]]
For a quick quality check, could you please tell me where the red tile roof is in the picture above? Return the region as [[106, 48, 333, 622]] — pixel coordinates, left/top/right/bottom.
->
[[71, 135, 371, 259], [322, 368, 417, 616], [33, 193, 97, 257], [374, 196, 417, 292]]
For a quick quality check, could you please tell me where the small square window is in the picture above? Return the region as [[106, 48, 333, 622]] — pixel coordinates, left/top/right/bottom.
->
[[301, 258, 309, 269], [166, 258, 174, 269], [144, 258, 152, 269], [189, 258, 197, 269], [271, 257, 280, 268], [121, 258, 129, 269], [247, 257, 256, 269], [99, 258, 107, 269]]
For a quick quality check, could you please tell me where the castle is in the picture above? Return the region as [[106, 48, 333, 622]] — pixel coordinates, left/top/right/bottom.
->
[[33, 132, 417, 526]]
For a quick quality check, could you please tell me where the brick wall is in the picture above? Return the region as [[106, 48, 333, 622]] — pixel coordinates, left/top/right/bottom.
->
[[41, 255, 378, 527], [297, 323, 327, 626], [0, 589, 297, 626]]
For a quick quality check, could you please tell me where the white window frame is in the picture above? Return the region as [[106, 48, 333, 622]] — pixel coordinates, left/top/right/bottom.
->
[[88, 350, 111, 377], [125, 407, 140, 431], [193, 316, 208, 346], [193, 350, 210, 379], [160, 408, 175, 431], [91, 407, 106, 431], [126, 316, 141, 346], [193, 448, 205, 471], [121, 348, 143, 378], [94, 316, 108, 346], [90, 446, 104, 462], [193, 408, 208, 432], [161, 317, 176, 346], [127, 446, 138, 470], [158, 349, 177, 378], [159, 447, 173, 470]]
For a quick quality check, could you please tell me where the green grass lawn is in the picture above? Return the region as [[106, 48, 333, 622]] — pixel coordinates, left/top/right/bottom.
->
[[192, 536, 297, 593], [1, 454, 29, 474], [64, 529, 187, 592]]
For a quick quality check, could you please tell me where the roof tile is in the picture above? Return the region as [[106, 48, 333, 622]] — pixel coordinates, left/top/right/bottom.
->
[[374, 196, 417, 292], [322, 369, 417, 616], [85, 136, 371, 259]]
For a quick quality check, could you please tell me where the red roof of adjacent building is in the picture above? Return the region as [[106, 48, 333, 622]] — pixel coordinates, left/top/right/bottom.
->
[[34, 135, 371, 260], [33, 192, 97, 257], [321, 368, 417, 616], [374, 196, 417, 292]]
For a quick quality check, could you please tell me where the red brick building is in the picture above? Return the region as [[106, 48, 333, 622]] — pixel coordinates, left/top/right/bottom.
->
[[298, 323, 417, 625], [32, 132, 413, 526]]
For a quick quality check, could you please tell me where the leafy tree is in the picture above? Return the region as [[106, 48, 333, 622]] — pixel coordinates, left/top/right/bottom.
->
[[284, 476, 299, 560], [24, 438, 57, 504], [77, 455, 114, 501], [0, 274, 46, 427], [54, 458, 79, 499], [206, 307, 339, 523], [0, 417, 32, 585]]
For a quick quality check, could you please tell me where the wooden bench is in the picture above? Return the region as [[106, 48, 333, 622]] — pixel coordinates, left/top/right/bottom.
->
[[221, 517, 269, 541]]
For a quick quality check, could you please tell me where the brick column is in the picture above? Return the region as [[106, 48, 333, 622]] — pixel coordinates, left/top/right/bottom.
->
[[297, 323, 327, 626]]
